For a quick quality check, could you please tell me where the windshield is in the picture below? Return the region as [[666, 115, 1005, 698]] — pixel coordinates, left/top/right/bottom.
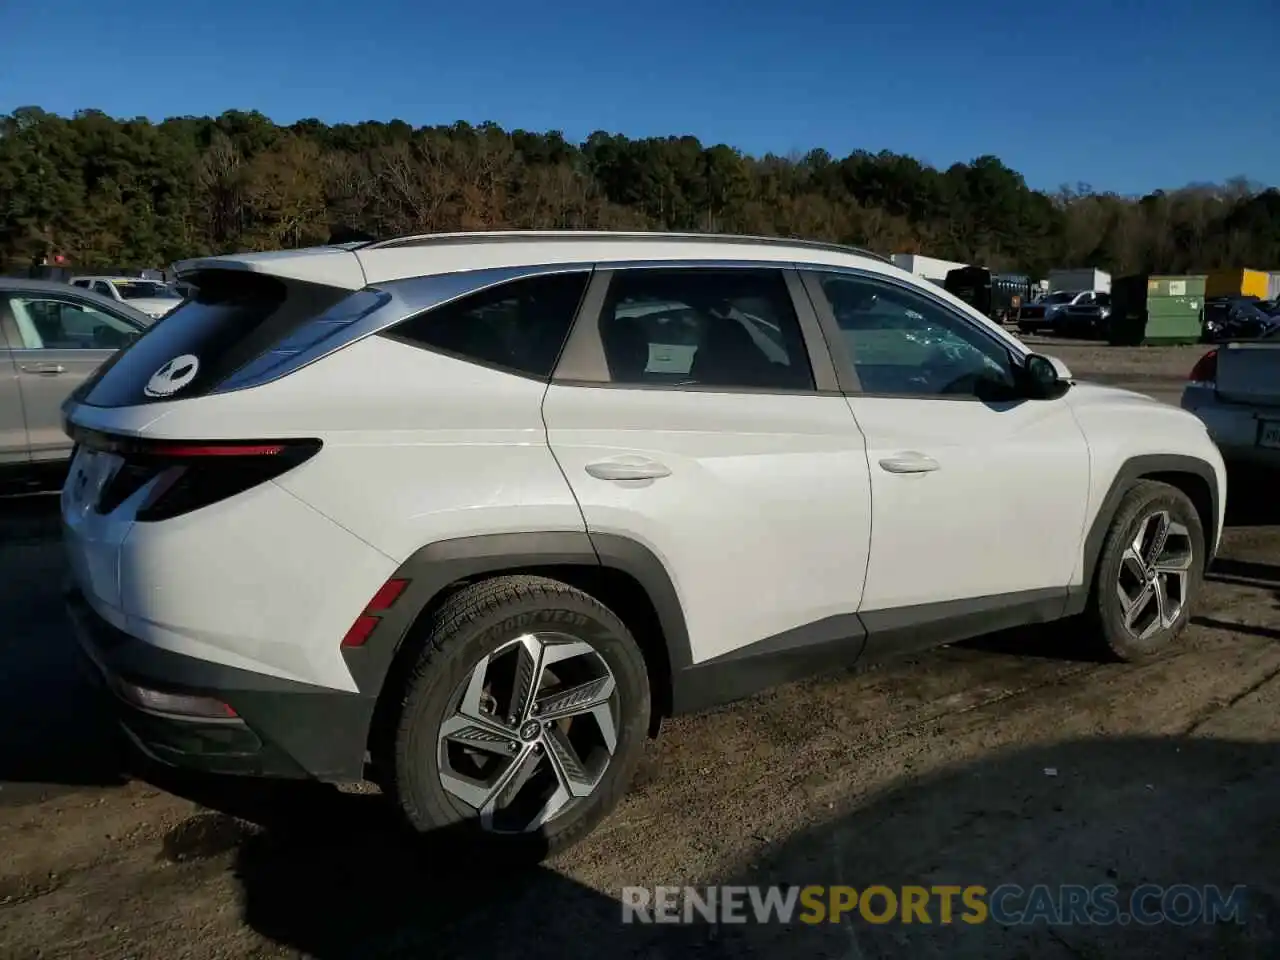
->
[[113, 281, 181, 301]]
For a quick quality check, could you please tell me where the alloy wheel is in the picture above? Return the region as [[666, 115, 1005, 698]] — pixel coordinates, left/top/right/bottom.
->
[[1116, 510, 1194, 641], [436, 633, 619, 833]]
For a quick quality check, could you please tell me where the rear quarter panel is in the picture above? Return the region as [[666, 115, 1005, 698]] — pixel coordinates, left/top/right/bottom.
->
[[131, 335, 587, 562]]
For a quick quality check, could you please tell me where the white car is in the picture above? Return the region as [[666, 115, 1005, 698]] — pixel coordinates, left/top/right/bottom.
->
[[69, 276, 184, 320], [61, 231, 1226, 857]]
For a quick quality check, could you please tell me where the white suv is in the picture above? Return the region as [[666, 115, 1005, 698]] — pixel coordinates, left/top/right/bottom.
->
[[61, 231, 1226, 857]]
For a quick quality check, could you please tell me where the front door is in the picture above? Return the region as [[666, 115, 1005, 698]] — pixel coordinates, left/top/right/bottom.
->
[[802, 268, 1091, 652], [3, 292, 140, 462], [0, 315, 29, 465]]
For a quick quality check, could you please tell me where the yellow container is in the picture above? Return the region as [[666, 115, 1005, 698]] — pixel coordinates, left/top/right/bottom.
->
[[1205, 268, 1269, 299]]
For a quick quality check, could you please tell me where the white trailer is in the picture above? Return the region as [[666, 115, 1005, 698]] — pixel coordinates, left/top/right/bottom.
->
[[1048, 268, 1111, 294], [891, 253, 969, 284]]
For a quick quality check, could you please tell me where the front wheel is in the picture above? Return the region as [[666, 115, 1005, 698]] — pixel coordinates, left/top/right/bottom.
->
[[383, 575, 651, 860], [1087, 480, 1205, 661]]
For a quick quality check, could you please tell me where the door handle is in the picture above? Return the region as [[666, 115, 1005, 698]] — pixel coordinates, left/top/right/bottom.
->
[[585, 457, 672, 481], [879, 452, 940, 474], [20, 363, 66, 375]]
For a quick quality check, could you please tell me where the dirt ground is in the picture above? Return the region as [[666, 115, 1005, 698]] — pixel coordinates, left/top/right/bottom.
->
[[2, 339, 1278, 960]]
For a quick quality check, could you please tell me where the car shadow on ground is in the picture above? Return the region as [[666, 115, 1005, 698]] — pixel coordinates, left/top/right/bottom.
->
[[958, 618, 1107, 663], [143, 735, 1280, 959], [1224, 472, 1280, 529], [0, 492, 129, 795], [143, 764, 717, 959]]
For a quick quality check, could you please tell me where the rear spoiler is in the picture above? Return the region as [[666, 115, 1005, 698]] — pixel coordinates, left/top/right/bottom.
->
[[173, 247, 367, 291]]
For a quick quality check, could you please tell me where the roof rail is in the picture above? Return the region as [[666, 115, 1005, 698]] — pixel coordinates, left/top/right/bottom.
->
[[358, 230, 892, 264]]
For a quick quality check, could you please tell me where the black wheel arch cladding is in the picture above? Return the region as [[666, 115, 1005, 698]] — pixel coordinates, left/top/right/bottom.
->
[[1082, 454, 1220, 579], [350, 531, 691, 757]]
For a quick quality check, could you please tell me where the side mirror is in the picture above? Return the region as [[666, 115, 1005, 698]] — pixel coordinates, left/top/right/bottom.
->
[[1022, 353, 1069, 399], [1042, 353, 1072, 380]]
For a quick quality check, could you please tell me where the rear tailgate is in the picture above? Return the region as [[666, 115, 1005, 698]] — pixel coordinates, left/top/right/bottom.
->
[[1215, 341, 1280, 407]]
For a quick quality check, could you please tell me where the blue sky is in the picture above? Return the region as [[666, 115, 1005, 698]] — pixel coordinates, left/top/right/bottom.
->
[[2, 0, 1276, 196]]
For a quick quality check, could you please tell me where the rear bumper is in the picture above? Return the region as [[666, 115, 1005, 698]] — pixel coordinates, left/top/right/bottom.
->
[[66, 586, 373, 781], [1181, 388, 1280, 471]]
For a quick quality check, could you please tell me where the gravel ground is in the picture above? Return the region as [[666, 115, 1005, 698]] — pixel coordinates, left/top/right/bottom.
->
[[1, 341, 1277, 960]]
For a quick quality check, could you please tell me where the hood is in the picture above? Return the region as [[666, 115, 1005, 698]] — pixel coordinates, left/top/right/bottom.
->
[[1064, 379, 1170, 411]]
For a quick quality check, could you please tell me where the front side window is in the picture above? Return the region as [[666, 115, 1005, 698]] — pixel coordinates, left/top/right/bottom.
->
[[597, 268, 813, 391], [387, 271, 590, 380], [815, 273, 1017, 399], [5, 295, 142, 350]]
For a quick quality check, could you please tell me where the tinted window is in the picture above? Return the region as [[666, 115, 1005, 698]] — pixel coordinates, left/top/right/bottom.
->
[[4, 295, 142, 350], [115, 280, 181, 301], [817, 273, 1016, 398], [93, 281, 114, 298], [80, 269, 349, 408], [598, 269, 813, 390], [388, 272, 589, 379]]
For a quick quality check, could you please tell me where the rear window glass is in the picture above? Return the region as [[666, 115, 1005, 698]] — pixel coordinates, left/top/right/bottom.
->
[[79, 270, 349, 408]]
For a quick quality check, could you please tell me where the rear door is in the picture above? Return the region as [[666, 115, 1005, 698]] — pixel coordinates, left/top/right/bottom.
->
[[544, 264, 873, 671], [3, 291, 142, 462], [0, 311, 29, 465]]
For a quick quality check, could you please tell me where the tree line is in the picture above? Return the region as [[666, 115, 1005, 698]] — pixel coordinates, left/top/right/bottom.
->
[[1, 106, 1277, 279]]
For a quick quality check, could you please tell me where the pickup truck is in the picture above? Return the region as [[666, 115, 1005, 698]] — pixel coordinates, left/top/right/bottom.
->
[[1181, 330, 1280, 471]]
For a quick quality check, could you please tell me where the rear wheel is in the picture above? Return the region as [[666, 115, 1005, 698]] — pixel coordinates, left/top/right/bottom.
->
[[384, 575, 650, 859], [1087, 480, 1205, 661]]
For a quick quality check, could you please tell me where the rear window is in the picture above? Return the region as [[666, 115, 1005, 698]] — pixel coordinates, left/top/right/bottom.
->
[[78, 270, 349, 408]]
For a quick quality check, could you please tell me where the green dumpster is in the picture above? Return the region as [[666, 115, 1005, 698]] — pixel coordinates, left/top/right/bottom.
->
[[1108, 274, 1206, 345]]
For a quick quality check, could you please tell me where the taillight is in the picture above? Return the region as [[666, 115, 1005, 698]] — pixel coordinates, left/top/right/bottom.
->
[[341, 578, 410, 648], [70, 427, 321, 520], [1188, 349, 1218, 386]]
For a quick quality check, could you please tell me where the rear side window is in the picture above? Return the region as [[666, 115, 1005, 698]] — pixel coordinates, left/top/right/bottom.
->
[[597, 268, 814, 391], [384, 271, 589, 380], [79, 270, 349, 408]]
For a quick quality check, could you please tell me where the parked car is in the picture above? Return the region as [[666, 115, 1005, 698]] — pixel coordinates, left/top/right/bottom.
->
[[61, 230, 1225, 859], [1056, 291, 1113, 338], [69, 275, 184, 320], [1017, 290, 1091, 332], [1202, 296, 1278, 342], [1, 278, 149, 483], [1182, 327, 1280, 472]]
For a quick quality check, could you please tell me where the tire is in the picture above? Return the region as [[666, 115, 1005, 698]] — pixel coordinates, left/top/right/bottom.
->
[[1086, 480, 1205, 662], [383, 574, 651, 860]]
